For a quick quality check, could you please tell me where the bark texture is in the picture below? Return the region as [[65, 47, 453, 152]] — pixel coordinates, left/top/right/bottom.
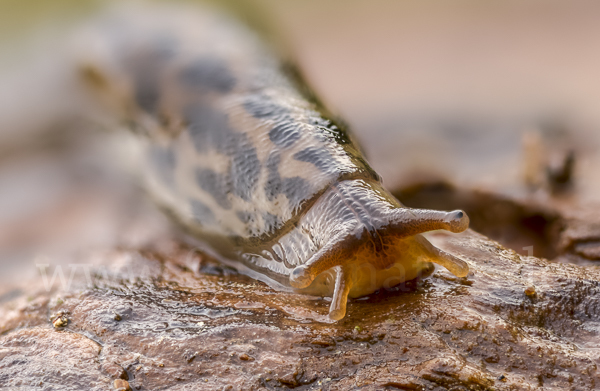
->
[[1, 224, 600, 390]]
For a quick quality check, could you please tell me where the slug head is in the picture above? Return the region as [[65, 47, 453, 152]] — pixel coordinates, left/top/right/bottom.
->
[[289, 208, 470, 320]]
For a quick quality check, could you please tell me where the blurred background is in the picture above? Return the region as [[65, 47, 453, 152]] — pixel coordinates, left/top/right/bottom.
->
[[1, 0, 600, 290]]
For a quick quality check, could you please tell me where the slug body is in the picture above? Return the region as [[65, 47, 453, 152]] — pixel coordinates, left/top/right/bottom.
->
[[81, 5, 470, 320]]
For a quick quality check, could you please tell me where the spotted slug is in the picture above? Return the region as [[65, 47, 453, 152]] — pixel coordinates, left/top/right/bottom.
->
[[79, 4, 470, 320]]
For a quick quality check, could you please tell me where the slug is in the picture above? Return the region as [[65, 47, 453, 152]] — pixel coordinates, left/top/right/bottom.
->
[[79, 4, 470, 321]]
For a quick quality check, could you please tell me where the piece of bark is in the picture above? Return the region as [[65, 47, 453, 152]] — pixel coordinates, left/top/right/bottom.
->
[[1, 229, 599, 390]]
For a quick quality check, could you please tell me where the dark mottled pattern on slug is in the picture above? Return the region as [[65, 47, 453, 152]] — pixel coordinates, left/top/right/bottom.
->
[[264, 152, 309, 204], [195, 168, 232, 209], [236, 211, 253, 224], [186, 104, 236, 153], [185, 103, 262, 200], [243, 94, 289, 119], [264, 152, 282, 200], [179, 57, 236, 93], [134, 67, 161, 113], [230, 140, 261, 201], [268, 118, 302, 148], [129, 36, 177, 112], [190, 199, 215, 224], [186, 102, 262, 201], [243, 94, 302, 148], [148, 145, 176, 186], [293, 147, 337, 174], [263, 212, 281, 231]]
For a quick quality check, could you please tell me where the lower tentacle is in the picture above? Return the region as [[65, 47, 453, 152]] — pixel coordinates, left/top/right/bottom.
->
[[415, 235, 469, 277], [328, 266, 353, 320]]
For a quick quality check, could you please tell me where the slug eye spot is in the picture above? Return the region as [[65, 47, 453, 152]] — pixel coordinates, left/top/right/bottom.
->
[[445, 210, 469, 233]]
